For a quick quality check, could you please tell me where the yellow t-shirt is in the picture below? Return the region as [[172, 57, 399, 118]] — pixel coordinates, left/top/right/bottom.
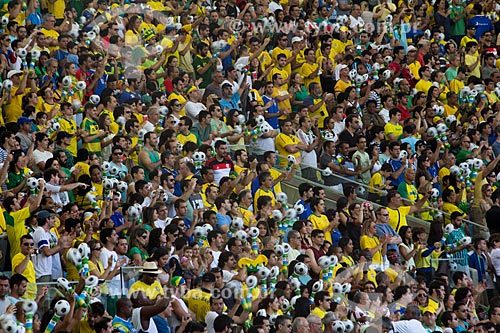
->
[[271, 47, 292, 75], [465, 54, 481, 79], [59, 117, 78, 156], [11, 252, 37, 300], [384, 122, 403, 141], [415, 79, 432, 94], [300, 62, 321, 89], [254, 188, 276, 211], [275, 133, 301, 169], [360, 235, 383, 264], [334, 79, 352, 95], [387, 206, 411, 232], [183, 288, 212, 322], [128, 279, 164, 301], [308, 214, 332, 244]]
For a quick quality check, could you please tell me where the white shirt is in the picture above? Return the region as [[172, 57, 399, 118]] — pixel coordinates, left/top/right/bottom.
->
[[185, 101, 207, 121], [45, 182, 69, 212], [33, 227, 54, 277], [131, 308, 158, 333], [392, 319, 428, 333], [142, 121, 156, 133], [100, 247, 121, 296], [379, 108, 390, 123], [490, 248, 500, 276], [296, 128, 318, 168]]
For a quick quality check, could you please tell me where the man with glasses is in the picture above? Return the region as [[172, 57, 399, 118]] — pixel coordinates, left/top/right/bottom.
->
[[453, 302, 470, 332], [110, 146, 128, 180], [375, 207, 402, 255], [11, 235, 37, 300], [275, 316, 292, 333], [305, 314, 321, 333]]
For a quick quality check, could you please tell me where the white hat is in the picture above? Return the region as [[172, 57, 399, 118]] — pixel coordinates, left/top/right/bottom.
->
[[291, 36, 303, 44], [338, 64, 348, 71], [7, 69, 22, 79], [407, 45, 417, 52], [139, 262, 163, 274]]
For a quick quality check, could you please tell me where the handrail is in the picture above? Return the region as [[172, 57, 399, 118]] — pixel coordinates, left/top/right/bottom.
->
[[273, 153, 488, 231]]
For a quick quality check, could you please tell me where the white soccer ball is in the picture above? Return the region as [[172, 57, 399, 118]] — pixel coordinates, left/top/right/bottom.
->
[[246, 275, 258, 288], [16, 48, 27, 58], [248, 227, 259, 238], [436, 123, 447, 134], [318, 256, 331, 268], [332, 320, 345, 333], [271, 209, 283, 221], [78, 243, 91, 259], [294, 262, 308, 276], [62, 76, 72, 88], [231, 217, 244, 231], [76, 81, 87, 91], [22, 300, 37, 315], [234, 230, 247, 242], [3, 79, 13, 91], [89, 94, 100, 105], [256, 266, 270, 280], [54, 300, 71, 317], [274, 244, 284, 257], [276, 192, 288, 204], [66, 248, 83, 266], [312, 280, 324, 292]]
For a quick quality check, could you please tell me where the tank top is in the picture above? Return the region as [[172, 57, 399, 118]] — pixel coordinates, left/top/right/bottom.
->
[[138, 147, 160, 181]]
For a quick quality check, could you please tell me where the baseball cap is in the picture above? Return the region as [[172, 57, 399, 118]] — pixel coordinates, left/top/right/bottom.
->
[[165, 26, 176, 33], [467, 24, 477, 30], [339, 26, 349, 32], [17, 116, 33, 125], [291, 36, 303, 44], [202, 272, 216, 283], [221, 82, 232, 90], [407, 45, 417, 52], [36, 210, 56, 224], [7, 69, 22, 79]]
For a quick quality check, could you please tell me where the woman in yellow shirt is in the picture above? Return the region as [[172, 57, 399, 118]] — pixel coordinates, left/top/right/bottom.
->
[[360, 221, 388, 267], [308, 197, 335, 245]]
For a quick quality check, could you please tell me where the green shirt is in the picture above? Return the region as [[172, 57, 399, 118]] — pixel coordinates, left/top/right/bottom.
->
[[450, 5, 466, 36], [193, 54, 213, 89]]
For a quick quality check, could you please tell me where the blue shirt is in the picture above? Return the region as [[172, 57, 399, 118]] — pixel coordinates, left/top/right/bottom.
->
[[262, 95, 279, 129], [388, 158, 405, 187], [297, 200, 312, 220], [216, 212, 231, 230], [468, 16, 494, 40], [219, 92, 241, 111]]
